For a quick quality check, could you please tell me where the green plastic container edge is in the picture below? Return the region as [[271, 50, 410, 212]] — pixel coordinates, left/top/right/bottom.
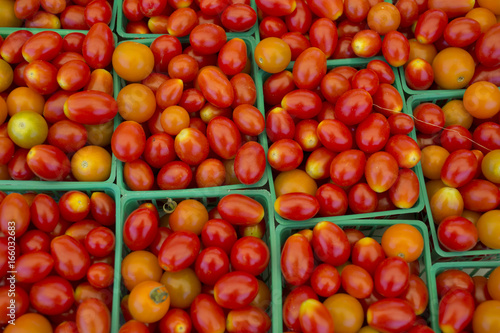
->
[[113, 35, 270, 196], [116, 0, 258, 40], [114, 189, 277, 331], [428, 261, 500, 333], [260, 56, 426, 226], [406, 92, 500, 260], [0, 29, 119, 186], [0, 0, 118, 34], [0, 182, 122, 332], [273, 219, 434, 333], [398, 66, 468, 97]]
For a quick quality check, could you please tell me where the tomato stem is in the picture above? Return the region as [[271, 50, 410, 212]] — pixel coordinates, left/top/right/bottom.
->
[[150, 286, 169, 304], [163, 198, 177, 213]]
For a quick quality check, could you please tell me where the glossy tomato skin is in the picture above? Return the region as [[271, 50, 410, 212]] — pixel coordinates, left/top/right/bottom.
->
[[82, 23, 114, 69], [47, 120, 87, 154], [30, 276, 74, 316], [405, 58, 434, 91], [293, 47, 327, 90], [174, 128, 210, 165], [367, 59, 395, 84], [330, 149, 366, 187], [76, 298, 110, 333], [352, 237, 386, 275], [22, 31, 63, 63], [356, 113, 390, 153], [274, 193, 320, 221], [158, 231, 200, 272], [352, 30, 382, 58], [367, 298, 416, 333], [123, 208, 158, 251], [85, 227, 115, 257], [19, 230, 50, 253], [299, 299, 335, 333], [438, 216, 478, 251], [31, 194, 59, 232], [217, 194, 264, 226], [389, 168, 419, 209], [263, 71, 295, 106], [227, 306, 271, 333], [267, 139, 303, 171], [51, 235, 91, 280], [351, 69, 380, 96], [475, 23, 500, 68], [459, 179, 500, 212], [230, 236, 269, 276], [221, 4, 256, 32], [321, 72, 351, 104], [214, 271, 258, 309], [282, 89, 322, 119], [365, 151, 399, 193], [439, 289, 475, 333], [195, 247, 229, 286], [440, 149, 478, 188], [372, 83, 403, 117], [375, 257, 410, 297], [401, 275, 429, 315], [382, 31, 410, 67], [315, 183, 348, 217], [231, 73, 256, 108], [312, 221, 350, 266], [16, 251, 54, 283], [317, 119, 353, 152], [335, 89, 373, 125], [414, 9, 448, 44], [24, 60, 59, 95], [281, 233, 314, 286], [27, 145, 71, 181], [201, 219, 237, 254], [64, 90, 118, 125], [234, 141, 266, 185], [207, 116, 242, 160], [0, 31, 33, 64], [197, 67, 234, 108], [111, 121, 146, 163], [190, 294, 225, 333], [217, 38, 247, 76], [440, 125, 472, 152], [385, 134, 421, 169], [444, 18, 481, 48], [436, 269, 474, 298]]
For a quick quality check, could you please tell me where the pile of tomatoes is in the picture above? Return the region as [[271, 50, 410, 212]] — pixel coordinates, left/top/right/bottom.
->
[[1, 0, 113, 30], [434, 266, 500, 332], [0, 24, 116, 182], [111, 31, 266, 191], [121, 0, 256, 35], [0, 189, 117, 332], [280, 222, 433, 333], [119, 193, 271, 333], [412, 81, 500, 252], [261, 53, 422, 221], [254, 0, 500, 92]]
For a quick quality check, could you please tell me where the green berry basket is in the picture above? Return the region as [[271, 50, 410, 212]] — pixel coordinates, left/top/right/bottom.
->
[[0, 0, 118, 34], [274, 219, 434, 333], [0, 182, 121, 331], [116, 0, 258, 40], [114, 189, 277, 331], [405, 92, 500, 261], [0, 29, 119, 185], [113, 35, 269, 196], [428, 261, 500, 333], [258, 56, 426, 226]]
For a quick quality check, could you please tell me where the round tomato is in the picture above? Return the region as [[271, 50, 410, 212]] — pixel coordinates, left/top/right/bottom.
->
[[432, 47, 475, 89], [323, 293, 364, 333], [71, 145, 112, 181], [160, 268, 201, 309], [122, 251, 162, 291], [381, 224, 424, 262], [254, 37, 291, 73], [113, 42, 154, 82], [30, 276, 74, 315]]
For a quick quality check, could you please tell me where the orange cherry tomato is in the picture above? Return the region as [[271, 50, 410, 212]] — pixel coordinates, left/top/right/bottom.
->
[[381, 223, 424, 262]]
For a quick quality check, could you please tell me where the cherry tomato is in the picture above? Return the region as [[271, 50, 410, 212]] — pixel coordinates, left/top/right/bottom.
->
[[51, 235, 90, 280], [414, 9, 448, 44], [281, 233, 314, 286], [439, 289, 475, 332], [381, 224, 424, 262], [121, 251, 162, 291], [367, 298, 416, 332], [365, 152, 399, 193], [19, 230, 50, 253], [382, 31, 410, 67], [218, 194, 264, 226], [30, 194, 59, 232], [90, 192, 115, 226], [436, 269, 474, 297], [274, 192, 320, 221], [355, 113, 390, 153], [123, 207, 158, 251], [475, 23, 500, 68], [194, 247, 229, 286], [268, 138, 303, 171], [312, 221, 350, 266], [201, 219, 237, 254], [85, 226, 115, 257], [190, 294, 225, 333], [0, 193, 30, 237], [221, 4, 256, 32], [352, 237, 386, 276], [214, 271, 258, 309], [230, 236, 269, 276], [352, 30, 382, 58], [317, 119, 353, 152], [440, 149, 478, 188], [59, 190, 90, 222], [254, 37, 291, 74], [341, 264, 374, 299], [158, 230, 200, 272], [464, 81, 500, 120], [373, 83, 403, 117]]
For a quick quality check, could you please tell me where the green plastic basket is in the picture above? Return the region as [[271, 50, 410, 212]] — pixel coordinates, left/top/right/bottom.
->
[[406, 92, 500, 261], [428, 261, 500, 333], [274, 219, 434, 332], [0, 0, 118, 34], [0, 29, 119, 185], [114, 36, 269, 195], [116, 0, 258, 40], [0, 182, 122, 332], [259, 56, 426, 225], [114, 189, 277, 331]]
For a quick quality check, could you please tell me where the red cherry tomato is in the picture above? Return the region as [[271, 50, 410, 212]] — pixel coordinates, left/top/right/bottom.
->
[[158, 231, 200, 272], [16, 251, 54, 283], [30, 276, 74, 316], [436, 269, 474, 298], [356, 113, 390, 153], [123, 207, 158, 251], [367, 298, 416, 332], [374, 257, 410, 297], [51, 235, 90, 280], [335, 89, 373, 125], [195, 247, 230, 286], [190, 294, 225, 333], [274, 193, 320, 221], [414, 9, 448, 45], [230, 236, 270, 276], [352, 237, 386, 275], [440, 149, 478, 188], [312, 221, 350, 266], [438, 289, 475, 333], [214, 271, 258, 309], [201, 219, 237, 254], [281, 233, 314, 286]]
